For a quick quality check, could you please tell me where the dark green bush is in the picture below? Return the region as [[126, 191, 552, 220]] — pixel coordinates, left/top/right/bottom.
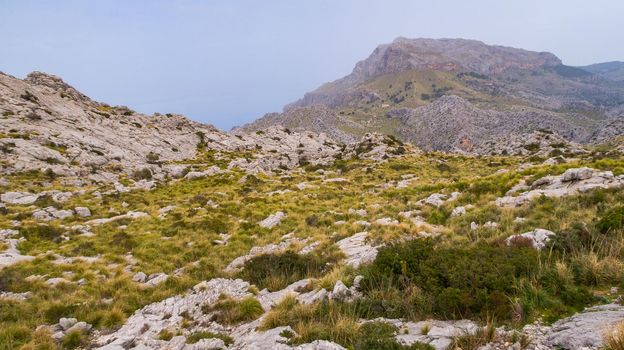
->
[[361, 239, 540, 320], [131, 167, 152, 181], [44, 303, 77, 323], [239, 250, 340, 291], [21, 225, 63, 242], [596, 205, 624, 234]]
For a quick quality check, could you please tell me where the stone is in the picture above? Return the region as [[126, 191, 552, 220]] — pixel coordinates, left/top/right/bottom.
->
[[158, 205, 176, 217], [259, 211, 286, 229], [562, 167, 594, 182], [297, 340, 347, 349], [1, 191, 39, 205], [374, 217, 399, 226], [144, 273, 168, 287], [348, 208, 367, 217], [330, 280, 350, 301], [483, 221, 498, 228], [32, 206, 74, 221], [59, 317, 78, 331], [183, 338, 226, 350], [335, 232, 379, 268], [132, 272, 148, 283], [505, 228, 556, 249], [451, 206, 466, 217], [184, 166, 223, 180], [546, 303, 624, 349], [0, 291, 32, 300], [497, 168, 624, 207], [298, 288, 328, 305], [86, 211, 148, 226], [225, 237, 308, 272], [93, 278, 250, 348], [46, 277, 72, 286], [66, 321, 92, 333], [74, 207, 91, 217]]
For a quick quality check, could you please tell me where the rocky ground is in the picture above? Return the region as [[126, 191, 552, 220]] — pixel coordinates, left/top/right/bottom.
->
[[2, 71, 624, 350]]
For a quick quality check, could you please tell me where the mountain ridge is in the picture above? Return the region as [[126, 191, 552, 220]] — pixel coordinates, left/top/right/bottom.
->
[[240, 37, 624, 152]]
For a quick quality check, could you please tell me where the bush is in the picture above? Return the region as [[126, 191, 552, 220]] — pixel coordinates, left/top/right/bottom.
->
[[21, 225, 63, 242], [131, 168, 152, 181], [44, 303, 76, 323], [597, 205, 624, 234], [146, 151, 160, 164], [61, 329, 88, 349], [361, 239, 540, 320], [239, 251, 339, 291]]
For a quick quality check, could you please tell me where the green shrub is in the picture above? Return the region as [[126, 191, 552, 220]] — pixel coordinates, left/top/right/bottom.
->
[[158, 329, 174, 341], [44, 303, 76, 324], [131, 168, 152, 181], [61, 329, 88, 349], [597, 205, 624, 234], [21, 225, 63, 242], [239, 250, 340, 291], [361, 239, 540, 320]]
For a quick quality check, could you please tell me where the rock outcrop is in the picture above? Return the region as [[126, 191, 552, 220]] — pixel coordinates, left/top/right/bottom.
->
[[496, 168, 624, 207]]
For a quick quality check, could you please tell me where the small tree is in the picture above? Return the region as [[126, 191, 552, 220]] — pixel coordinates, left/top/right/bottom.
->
[[146, 151, 160, 164]]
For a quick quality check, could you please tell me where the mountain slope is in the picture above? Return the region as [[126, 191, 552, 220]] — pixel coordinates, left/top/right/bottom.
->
[[0, 71, 352, 181], [240, 38, 624, 151], [579, 61, 624, 82]]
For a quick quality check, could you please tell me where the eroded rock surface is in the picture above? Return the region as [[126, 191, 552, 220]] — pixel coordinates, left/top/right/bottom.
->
[[496, 168, 624, 207]]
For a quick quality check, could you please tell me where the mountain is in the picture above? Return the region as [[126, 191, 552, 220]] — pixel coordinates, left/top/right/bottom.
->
[[0, 71, 369, 181], [240, 38, 624, 152], [4, 58, 624, 350], [579, 61, 624, 82]]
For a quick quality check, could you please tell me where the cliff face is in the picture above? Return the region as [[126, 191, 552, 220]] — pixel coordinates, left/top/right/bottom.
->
[[240, 38, 624, 152]]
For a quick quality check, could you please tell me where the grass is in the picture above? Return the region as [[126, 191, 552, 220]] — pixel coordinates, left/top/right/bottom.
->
[[186, 331, 233, 345], [605, 321, 624, 350], [0, 145, 623, 347], [202, 295, 264, 325]]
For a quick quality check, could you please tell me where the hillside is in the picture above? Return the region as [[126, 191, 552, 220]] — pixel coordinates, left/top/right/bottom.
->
[[2, 68, 624, 349], [240, 38, 624, 151]]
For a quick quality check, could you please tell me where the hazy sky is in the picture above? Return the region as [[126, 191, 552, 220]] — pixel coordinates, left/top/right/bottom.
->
[[1, 0, 623, 129]]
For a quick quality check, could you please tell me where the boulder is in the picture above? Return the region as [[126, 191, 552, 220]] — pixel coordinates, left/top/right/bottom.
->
[[336, 232, 379, 268], [74, 207, 91, 217], [546, 303, 624, 349], [562, 167, 594, 182], [132, 272, 148, 283], [59, 317, 78, 331], [1, 191, 39, 205], [505, 228, 555, 249], [259, 211, 286, 229]]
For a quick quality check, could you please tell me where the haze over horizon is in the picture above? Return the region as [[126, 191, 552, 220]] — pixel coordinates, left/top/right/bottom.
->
[[1, 0, 623, 130]]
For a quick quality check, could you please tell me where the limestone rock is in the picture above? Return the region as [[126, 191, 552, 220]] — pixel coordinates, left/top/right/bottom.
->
[[259, 211, 286, 229], [546, 303, 624, 349], [74, 207, 91, 217], [496, 168, 624, 207], [505, 228, 556, 249], [1, 191, 39, 205], [335, 232, 379, 268]]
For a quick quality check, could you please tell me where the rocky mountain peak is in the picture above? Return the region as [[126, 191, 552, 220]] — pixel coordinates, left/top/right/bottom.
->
[[351, 37, 562, 81], [24, 71, 90, 101]]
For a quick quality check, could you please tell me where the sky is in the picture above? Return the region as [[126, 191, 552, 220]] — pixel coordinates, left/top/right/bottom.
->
[[1, 0, 623, 130]]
